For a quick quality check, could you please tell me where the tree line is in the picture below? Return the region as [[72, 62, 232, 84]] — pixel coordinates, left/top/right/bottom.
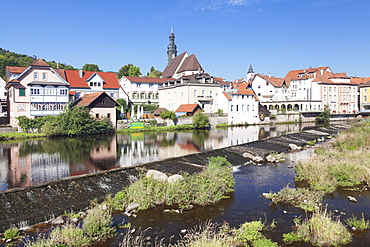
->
[[0, 48, 162, 80]]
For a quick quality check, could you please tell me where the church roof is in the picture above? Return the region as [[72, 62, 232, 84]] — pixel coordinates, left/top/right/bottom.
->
[[162, 52, 187, 78], [177, 54, 203, 74]]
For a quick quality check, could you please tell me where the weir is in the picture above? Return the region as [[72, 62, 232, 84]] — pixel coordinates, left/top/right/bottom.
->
[[0, 125, 349, 232]]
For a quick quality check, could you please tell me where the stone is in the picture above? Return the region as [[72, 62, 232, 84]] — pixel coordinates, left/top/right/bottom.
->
[[266, 155, 276, 163], [71, 217, 79, 223], [283, 210, 288, 214], [126, 202, 140, 213], [180, 229, 188, 234], [167, 174, 183, 184], [146, 170, 168, 182], [164, 209, 171, 213], [242, 152, 254, 160], [253, 156, 263, 163], [50, 216, 64, 225], [289, 144, 298, 151], [347, 196, 357, 202]]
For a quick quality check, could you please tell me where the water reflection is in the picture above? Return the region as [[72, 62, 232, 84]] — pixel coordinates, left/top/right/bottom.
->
[[0, 123, 314, 191]]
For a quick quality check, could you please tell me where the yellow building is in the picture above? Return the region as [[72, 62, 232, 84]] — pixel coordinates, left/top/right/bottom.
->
[[360, 80, 370, 111]]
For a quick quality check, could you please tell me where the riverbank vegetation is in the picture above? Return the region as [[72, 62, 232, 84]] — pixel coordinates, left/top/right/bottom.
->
[[112, 156, 234, 211], [283, 208, 351, 246]]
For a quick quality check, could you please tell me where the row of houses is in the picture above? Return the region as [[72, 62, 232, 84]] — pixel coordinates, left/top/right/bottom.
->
[[1, 31, 369, 128]]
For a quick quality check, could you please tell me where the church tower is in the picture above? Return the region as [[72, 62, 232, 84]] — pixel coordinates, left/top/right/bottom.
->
[[247, 64, 255, 81], [167, 28, 177, 65]]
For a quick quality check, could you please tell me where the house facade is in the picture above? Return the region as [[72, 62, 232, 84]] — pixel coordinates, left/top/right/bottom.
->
[[65, 70, 120, 100], [158, 73, 220, 113], [6, 59, 70, 127], [0, 77, 6, 114], [359, 80, 370, 112], [118, 76, 167, 106], [75, 91, 119, 127], [219, 82, 260, 125]]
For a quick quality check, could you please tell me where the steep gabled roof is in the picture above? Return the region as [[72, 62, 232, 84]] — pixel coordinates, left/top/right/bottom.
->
[[76, 92, 118, 107], [162, 52, 187, 78], [31, 59, 51, 67], [123, 76, 168, 84], [257, 74, 285, 87], [351, 77, 370, 85], [175, 104, 200, 113], [65, 70, 120, 89], [177, 54, 203, 73], [222, 92, 232, 101]]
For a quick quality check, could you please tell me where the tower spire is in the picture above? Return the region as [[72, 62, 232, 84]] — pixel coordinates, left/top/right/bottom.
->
[[167, 28, 177, 65]]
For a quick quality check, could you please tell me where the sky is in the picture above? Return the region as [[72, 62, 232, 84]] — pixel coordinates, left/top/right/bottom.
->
[[1, 0, 369, 81]]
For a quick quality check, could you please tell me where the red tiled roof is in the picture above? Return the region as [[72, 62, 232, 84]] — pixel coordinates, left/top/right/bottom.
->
[[285, 66, 330, 80], [153, 108, 167, 116], [214, 77, 228, 85], [123, 76, 168, 84], [65, 70, 119, 89], [351, 77, 370, 85], [257, 74, 285, 87], [176, 104, 200, 113], [31, 59, 51, 67], [6, 66, 27, 74], [76, 92, 105, 107], [222, 92, 232, 101]]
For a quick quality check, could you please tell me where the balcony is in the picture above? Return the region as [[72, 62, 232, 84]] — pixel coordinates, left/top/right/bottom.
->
[[197, 96, 213, 102]]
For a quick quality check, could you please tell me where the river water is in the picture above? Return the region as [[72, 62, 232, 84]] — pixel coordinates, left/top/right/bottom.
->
[[0, 123, 312, 191], [1, 121, 370, 246]]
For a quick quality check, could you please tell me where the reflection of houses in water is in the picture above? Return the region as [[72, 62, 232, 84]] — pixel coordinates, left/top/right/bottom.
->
[[8, 143, 70, 189], [227, 126, 260, 146], [0, 145, 10, 190], [117, 134, 159, 167], [70, 137, 119, 175]]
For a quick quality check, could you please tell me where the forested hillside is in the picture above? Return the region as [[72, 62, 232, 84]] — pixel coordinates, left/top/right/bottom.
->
[[0, 48, 77, 79]]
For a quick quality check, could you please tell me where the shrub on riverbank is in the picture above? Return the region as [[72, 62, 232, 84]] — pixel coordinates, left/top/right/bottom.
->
[[17, 107, 114, 137], [283, 208, 351, 246], [192, 112, 210, 129], [113, 156, 235, 211], [295, 124, 370, 193]]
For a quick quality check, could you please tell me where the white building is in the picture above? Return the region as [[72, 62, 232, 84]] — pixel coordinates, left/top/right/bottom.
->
[[219, 82, 260, 125], [118, 76, 167, 105], [0, 77, 6, 114]]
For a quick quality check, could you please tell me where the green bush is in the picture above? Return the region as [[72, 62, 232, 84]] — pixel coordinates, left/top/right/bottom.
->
[[160, 110, 176, 120], [4, 227, 19, 239], [192, 112, 210, 129], [49, 224, 90, 247], [315, 108, 330, 126], [82, 206, 114, 238]]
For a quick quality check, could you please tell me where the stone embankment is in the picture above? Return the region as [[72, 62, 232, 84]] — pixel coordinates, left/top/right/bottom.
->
[[0, 124, 349, 232]]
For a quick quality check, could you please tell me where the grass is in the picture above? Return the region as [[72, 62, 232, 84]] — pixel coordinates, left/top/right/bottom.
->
[[0, 132, 45, 141], [115, 124, 194, 134], [283, 208, 351, 246], [345, 213, 370, 231], [113, 156, 235, 211], [263, 185, 324, 212], [294, 123, 370, 193], [4, 227, 19, 239]]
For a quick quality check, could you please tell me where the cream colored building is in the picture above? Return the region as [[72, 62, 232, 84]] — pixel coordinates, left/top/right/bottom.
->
[[359, 80, 370, 112], [6, 59, 69, 127], [159, 73, 220, 113]]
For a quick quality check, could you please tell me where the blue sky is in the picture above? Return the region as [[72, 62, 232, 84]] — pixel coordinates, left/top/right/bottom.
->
[[1, 0, 369, 81]]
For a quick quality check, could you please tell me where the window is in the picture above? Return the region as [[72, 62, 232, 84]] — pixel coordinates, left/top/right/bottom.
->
[[18, 103, 25, 112], [202, 90, 205, 96], [19, 88, 26, 96], [33, 72, 38, 80], [31, 88, 41, 95], [210, 90, 213, 97], [90, 82, 93, 86], [110, 93, 114, 98], [107, 113, 111, 119], [230, 105, 233, 112], [194, 90, 197, 96], [42, 72, 47, 80], [136, 83, 141, 88], [59, 89, 67, 95], [180, 90, 184, 98], [95, 114, 99, 118], [149, 84, 154, 88], [364, 96, 367, 102], [98, 82, 101, 87]]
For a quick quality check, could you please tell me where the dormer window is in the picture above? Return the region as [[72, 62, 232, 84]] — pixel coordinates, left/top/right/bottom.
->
[[42, 72, 47, 80]]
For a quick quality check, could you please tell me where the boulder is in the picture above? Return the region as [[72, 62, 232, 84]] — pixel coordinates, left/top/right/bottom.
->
[[126, 202, 140, 214], [347, 196, 357, 202], [50, 216, 64, 225], [253, 156, 263, 163], [289, 144, 298, 151], [167, 174, 183, 184], [242, 152, 254, 160], [266, 154, 276, 163], [146, 170, 168, 182]]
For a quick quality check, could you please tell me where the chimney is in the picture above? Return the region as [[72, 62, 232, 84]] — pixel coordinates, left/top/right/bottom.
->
[[79, 69, 84, 78]]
